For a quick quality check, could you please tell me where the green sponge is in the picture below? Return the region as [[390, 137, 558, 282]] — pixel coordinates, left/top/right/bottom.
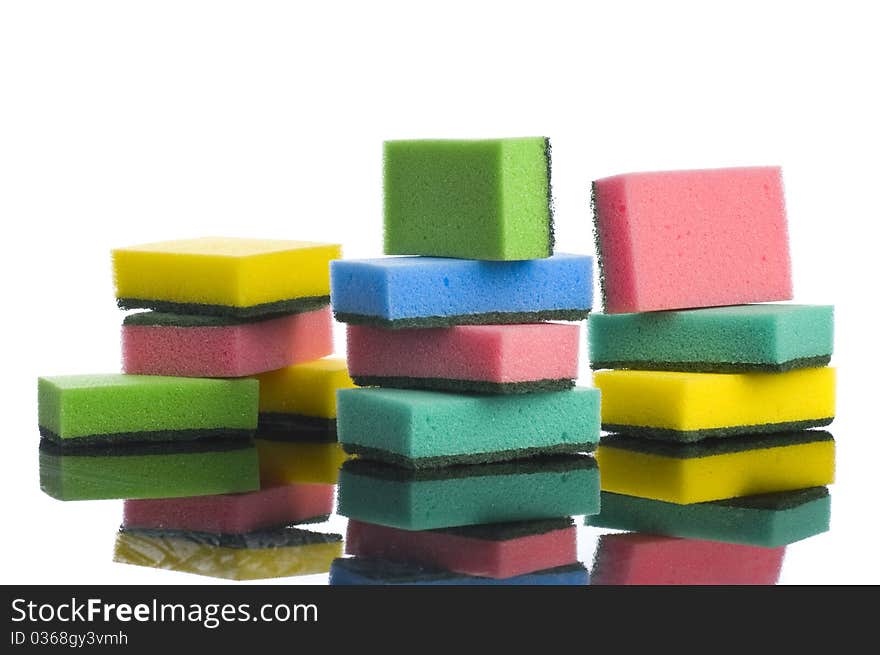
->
[[337, 387, 599, 468], [383, 138, 553, 260], [337, 455, 599, 530], [589, 304, 834, 373], [586, 488, 831, 547], [39, 438, 260, 501], [38, 374, 258, 443]]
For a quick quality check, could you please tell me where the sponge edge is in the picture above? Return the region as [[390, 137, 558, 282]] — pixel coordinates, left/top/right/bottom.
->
[[591, 167, 792, 313], [122, 308, 333, 378], [383, 138, 553, 261], [329, 558, 588, 586], [113, 526, 342, 581], [590, 534, 785, 585]]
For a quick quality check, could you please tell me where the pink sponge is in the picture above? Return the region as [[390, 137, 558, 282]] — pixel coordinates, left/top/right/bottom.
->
[[592, 167, 792, 313], [122, 307, 332, 378], [346, 323, 580, 393], [346, 518, 577, 579], [122, 483, 334, 533], [591, 533, 785, 585]]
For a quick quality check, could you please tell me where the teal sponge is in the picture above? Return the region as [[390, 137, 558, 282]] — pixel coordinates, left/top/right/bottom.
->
[[589, 304, 833, 373], [586, 488, 830, 547], [337, 387, 600, 468], [38, 374, 258, 443], [337, 455, 599, 530], [383, 138, 553, 260]]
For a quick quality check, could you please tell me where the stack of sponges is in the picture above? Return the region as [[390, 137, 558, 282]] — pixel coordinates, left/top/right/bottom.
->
[[586, 167, 836, 585], [38, 237, 345, 580], [329, 138, 597, 585]]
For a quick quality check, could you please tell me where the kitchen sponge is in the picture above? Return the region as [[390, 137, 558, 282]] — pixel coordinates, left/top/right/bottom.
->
[[384, 138, 553, 260], [113, 237, 340, 318], [338, 387, 599, 468], [38, 374, 258, 444], [331, 254, 592, 328], [592, 166, 792, 313], [589, 304, 834, 373], [594, 367, 835, 441]]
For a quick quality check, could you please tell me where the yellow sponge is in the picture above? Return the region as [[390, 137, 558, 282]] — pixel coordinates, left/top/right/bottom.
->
[[596, 431, 835, 504], [256, 440, 351, 484], [113, 237, 341, 317], [255, 358, 355, 419], [593, 367, 835, 441]]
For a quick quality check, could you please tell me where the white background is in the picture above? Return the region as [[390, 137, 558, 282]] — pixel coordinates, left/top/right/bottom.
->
[[1, 1, 876, 585]]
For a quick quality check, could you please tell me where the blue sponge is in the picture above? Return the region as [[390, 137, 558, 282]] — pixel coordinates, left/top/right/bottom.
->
[[329, 558, 589, 585], [330, 254, 592, 328]]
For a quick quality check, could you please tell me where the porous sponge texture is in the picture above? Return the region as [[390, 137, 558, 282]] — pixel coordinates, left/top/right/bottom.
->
[[383, 138, 552, 261], [255, 440, 350, 485], [330, 254, 592, 327], [38, 375, 259, 440], [337, 455, 600, 530], [113, 527, 342, 581], [113, 237, 340, 313], [587, 488, 831, 547], [337, 387, 600, 467], [592, 167, 792, 313], [330, 559, 589, 586], [122, 308, 333, 378], [589, 304, 834, 372], [254, 358, 355, 419], [591, 534, 785, 585], [596, 431, 835, 504], [347, 323, 579, 387], [593, 367, 835, 440], [39, 441, 260, 501], [346, 519, 578, 579], [123, 483, 335, 533]]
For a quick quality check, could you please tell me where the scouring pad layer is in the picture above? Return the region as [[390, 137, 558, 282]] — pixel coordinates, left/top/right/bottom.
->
[[347, 323, 579, 393], [122, 307, 332, 378], [383, 138, 553, 261], [112, 237, 340, 318], [337, 455, 599, 530], [39, 438, 259, 501], [113, 526, 342, 580], [591, 534, 785, 585], [346, 518, 577, 579], [591, 166, 792, 313], [123, 483, 335, 533], [38, 374, 258, 443], [254, 358, 355, 439], [594, 367, 835, 441], [596, 431, 835, 504], [587, 487, 830, 547], [589, 304, 834, 373], [255, 440, 350, 485], [330, 254, 592, 328], [330, 559, 588, 586], [338, 387, 599, 468]]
